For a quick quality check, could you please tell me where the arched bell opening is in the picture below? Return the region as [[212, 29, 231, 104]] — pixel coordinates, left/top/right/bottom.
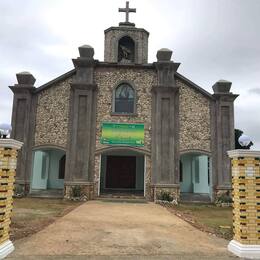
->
[[118, 36, 135, 63]]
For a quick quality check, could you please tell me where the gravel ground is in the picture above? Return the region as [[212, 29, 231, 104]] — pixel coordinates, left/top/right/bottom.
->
[[8, 201, 237, 259]]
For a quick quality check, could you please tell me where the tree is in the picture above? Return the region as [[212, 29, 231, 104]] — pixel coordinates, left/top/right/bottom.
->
[[235, 129, 253, 149]]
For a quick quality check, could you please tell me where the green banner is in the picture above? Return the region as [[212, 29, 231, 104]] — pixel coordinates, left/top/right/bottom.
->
[[101, 122, 144, 146]]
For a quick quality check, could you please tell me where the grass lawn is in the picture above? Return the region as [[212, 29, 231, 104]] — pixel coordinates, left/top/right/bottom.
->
[[10, 198, 82, 241], [167, 203, 233, 240]]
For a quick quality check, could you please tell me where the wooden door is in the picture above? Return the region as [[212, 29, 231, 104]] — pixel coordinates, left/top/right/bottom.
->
[[106, 156, 136, 189]]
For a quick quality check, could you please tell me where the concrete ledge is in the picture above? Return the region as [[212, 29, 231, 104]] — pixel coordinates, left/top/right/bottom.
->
[[228, 240, 260, 259], [0, 240, 14, 259], [227, 149, 260, 158], [151, 183, 180, 188], [0, 139, 23, 149]]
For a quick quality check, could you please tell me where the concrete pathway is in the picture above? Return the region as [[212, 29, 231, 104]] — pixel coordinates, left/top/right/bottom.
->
[[8, 201, 236, 259]]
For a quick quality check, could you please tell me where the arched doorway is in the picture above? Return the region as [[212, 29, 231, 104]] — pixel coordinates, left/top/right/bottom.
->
[[31, 148, 66, 194], [100, 149, 144, 196], [180, 152, 212, 201]]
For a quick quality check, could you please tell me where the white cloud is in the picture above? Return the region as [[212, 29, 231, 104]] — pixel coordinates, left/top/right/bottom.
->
[[0, 0, 259, 149]]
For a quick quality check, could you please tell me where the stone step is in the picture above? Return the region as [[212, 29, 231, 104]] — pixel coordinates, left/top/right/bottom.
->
[[98, 193, 147, 203], [180, 193, 212, 203], [29, 189, 64, 199]]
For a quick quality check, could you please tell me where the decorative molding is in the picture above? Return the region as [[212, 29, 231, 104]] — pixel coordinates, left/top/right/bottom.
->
[[34, 69, 75, 93], [104, 26, 149, 35], [32, 144, 66, 152], [151, 85, 179, 93], [70, 83, 97, 91], [64, 181, 95, 185], [151, 183, 180, 188], [180, 149, 211, 156], [95, 145, 151, 156], [0, 240, 14, 259], [227, 149, 260, 158], [228, 240, 260, 259], [0, 139, 23, 149]]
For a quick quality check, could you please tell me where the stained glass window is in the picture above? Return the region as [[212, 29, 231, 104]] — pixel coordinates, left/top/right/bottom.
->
[[115, 83, 135, 113]]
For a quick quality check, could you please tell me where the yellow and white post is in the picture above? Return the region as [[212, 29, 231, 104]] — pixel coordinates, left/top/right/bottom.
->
[[0, 139, 22, 259], [228, 149, 260, 259]]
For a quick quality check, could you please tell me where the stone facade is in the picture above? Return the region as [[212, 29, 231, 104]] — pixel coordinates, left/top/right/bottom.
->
[[93, 66, 156, 199], [178, 80, 211, 153], [94, 67, 157, 152], [9, 10, 238, 202], [34, 78, 72, 148]]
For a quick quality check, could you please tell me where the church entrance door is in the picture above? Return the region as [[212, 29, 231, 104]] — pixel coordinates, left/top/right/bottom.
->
[[100, 151, 144, 196], [106, 156, 136, 189]]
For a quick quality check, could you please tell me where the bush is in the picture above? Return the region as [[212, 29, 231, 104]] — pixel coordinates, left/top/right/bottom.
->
[[14, 184, 25, 197], [157, 190, 174, 202], [216, 191, 232, 204], [71, 186, 81, 198]]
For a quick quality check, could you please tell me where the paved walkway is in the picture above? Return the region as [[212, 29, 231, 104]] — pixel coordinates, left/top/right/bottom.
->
[[8, 201, 236, 259]]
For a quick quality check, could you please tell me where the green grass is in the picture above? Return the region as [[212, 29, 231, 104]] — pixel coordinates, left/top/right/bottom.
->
[[169, 203, 233, 240]]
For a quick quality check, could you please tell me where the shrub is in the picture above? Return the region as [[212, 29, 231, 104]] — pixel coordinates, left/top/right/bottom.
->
[[216, 191, 232, 204], [71, 186, 81, 198], [157, 190, 174, 202], [14, 184, 25, 197]]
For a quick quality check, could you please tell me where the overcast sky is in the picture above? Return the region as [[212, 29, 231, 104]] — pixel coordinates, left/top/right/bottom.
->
[[0, 0, 260, 149]]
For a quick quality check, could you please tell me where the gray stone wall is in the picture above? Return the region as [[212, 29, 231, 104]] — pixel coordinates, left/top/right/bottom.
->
[[178, 80, 211, 152], [34, 77, 72, 148], [104, 27, 149, 64], [94, 67, 156, 152]]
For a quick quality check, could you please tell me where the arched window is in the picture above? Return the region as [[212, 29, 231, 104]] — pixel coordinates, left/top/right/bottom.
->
[[118, 36, 135, 63], [114, 83, 135, 114]]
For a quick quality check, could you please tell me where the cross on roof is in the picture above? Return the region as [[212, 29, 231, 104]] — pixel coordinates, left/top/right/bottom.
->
[[119, 1, 136, 23]]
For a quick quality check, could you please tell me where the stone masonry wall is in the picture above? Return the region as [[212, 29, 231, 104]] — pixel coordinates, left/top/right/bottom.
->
[[94, 67, 156, 152], [178, 80, 211, 152], [34, 77, 72, 148], [94, 67, 156, 198]]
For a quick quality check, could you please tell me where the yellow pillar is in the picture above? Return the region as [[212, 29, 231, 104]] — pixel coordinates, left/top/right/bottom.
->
[[228, 149, 260, 259], [0, 139, 22, 259]]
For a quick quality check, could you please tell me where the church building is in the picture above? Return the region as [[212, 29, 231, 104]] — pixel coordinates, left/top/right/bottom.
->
[[9, 2, 238, 202]]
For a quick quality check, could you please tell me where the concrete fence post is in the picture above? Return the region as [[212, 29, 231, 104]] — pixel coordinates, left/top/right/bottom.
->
[[228, 149, 260, 259], [0, 139, 23, 259]]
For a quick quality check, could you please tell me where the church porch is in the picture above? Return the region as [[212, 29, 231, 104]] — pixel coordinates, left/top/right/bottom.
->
[[180, 153, 212, 202], [30, 148, 66, 197]]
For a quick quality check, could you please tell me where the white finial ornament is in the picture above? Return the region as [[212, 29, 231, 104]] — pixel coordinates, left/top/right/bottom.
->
[[238, 134, 251, 147], [0, 123, 12, 138]]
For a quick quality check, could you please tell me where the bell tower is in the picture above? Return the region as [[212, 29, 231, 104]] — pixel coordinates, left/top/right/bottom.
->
[[104, 1, 149, 64]]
